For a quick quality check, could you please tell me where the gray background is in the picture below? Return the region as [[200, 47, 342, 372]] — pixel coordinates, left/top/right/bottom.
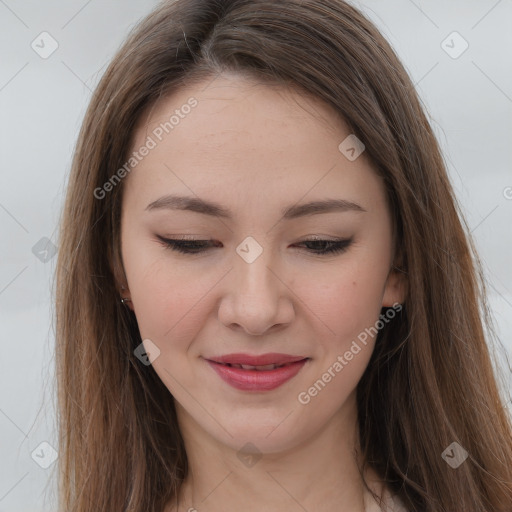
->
[[0, 1, 511, 510]]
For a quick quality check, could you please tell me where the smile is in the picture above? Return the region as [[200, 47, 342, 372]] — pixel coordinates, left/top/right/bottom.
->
[[204, 353, 310, 391]]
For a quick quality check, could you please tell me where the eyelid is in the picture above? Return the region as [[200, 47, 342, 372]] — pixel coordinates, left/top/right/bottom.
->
[[155, 235, 353, 256]]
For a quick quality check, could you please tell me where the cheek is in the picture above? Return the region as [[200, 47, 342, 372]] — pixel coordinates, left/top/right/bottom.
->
[[294, 258, 389, 352], [290, 269, 385, 425], [123, 240, 224, 359]]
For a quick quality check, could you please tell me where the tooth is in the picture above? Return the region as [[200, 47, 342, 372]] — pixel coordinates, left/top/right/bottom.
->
[[258, 364, 277, 370], [226, 363, 284, 370], [236, 364, 279, 370]]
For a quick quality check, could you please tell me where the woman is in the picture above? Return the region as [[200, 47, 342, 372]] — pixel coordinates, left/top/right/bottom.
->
[[54, 0, 512, 511]]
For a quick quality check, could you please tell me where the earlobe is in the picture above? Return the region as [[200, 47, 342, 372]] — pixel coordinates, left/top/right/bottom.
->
[[119, 285, 134, 311]]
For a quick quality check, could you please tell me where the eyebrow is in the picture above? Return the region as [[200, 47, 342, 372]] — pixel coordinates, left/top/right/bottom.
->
[[145, 194, 366, 219]]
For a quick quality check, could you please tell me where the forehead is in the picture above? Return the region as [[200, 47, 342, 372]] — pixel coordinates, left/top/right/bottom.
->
[[133, 74, 346, 148], [123, 74, 384, 217]]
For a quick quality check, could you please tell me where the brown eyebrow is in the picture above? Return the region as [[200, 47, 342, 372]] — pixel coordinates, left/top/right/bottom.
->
[[145, 194, 367, 219]]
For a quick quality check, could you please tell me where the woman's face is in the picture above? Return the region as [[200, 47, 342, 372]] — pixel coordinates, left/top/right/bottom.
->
[[119, 73, 404, 454]]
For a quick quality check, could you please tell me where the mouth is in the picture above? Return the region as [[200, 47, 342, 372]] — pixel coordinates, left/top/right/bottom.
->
[[204, 353, 310, 391], [212, 361, 304, 371], [207, 352, 308, 367]]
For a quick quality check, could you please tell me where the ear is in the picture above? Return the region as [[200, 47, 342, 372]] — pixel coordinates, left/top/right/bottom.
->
[[382, 233, 407, 307], [110, 239, 134, 311], [382, 265, 407, 307]]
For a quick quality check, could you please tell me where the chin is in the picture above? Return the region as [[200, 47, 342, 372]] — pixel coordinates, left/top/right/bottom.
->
[[204, 407, 315, 456]]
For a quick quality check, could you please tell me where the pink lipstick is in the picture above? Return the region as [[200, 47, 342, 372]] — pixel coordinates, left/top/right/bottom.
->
[[205, 353, 309, 391]]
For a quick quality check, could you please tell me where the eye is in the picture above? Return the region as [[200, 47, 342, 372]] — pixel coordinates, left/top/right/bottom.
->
[[156, 235, 353, 256], [294, 237, 353, 255], [156, 236, 220, 254]]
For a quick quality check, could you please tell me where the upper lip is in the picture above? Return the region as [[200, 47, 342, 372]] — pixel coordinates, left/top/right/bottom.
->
[[206, 353, 309, 366]]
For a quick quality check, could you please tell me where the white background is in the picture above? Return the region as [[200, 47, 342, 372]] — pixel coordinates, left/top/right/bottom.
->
[[0, 1, 511, 510]]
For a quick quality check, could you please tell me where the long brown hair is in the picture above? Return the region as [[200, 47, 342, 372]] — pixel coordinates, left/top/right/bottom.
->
[[54, 0, 512, 510]]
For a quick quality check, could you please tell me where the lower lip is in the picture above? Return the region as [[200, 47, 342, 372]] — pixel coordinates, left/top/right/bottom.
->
[[206, 359, 309, 391]]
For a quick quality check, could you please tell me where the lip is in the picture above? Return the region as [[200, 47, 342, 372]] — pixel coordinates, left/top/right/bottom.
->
[[204, 353, 310, 391]]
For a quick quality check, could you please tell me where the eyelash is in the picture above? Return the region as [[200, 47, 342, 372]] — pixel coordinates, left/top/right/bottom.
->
[[156, 236, 353, 256]]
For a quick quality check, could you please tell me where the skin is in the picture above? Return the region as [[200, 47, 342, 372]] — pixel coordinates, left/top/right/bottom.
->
[[118, 73, 406, 512]]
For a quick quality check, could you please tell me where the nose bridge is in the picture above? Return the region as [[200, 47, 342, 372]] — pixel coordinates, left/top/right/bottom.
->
[[218, 235, 294, 334], [233, 235, 278, 302]]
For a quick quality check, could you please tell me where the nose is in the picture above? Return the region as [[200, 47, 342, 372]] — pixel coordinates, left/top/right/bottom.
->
[[217, 244, 295, 336]]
